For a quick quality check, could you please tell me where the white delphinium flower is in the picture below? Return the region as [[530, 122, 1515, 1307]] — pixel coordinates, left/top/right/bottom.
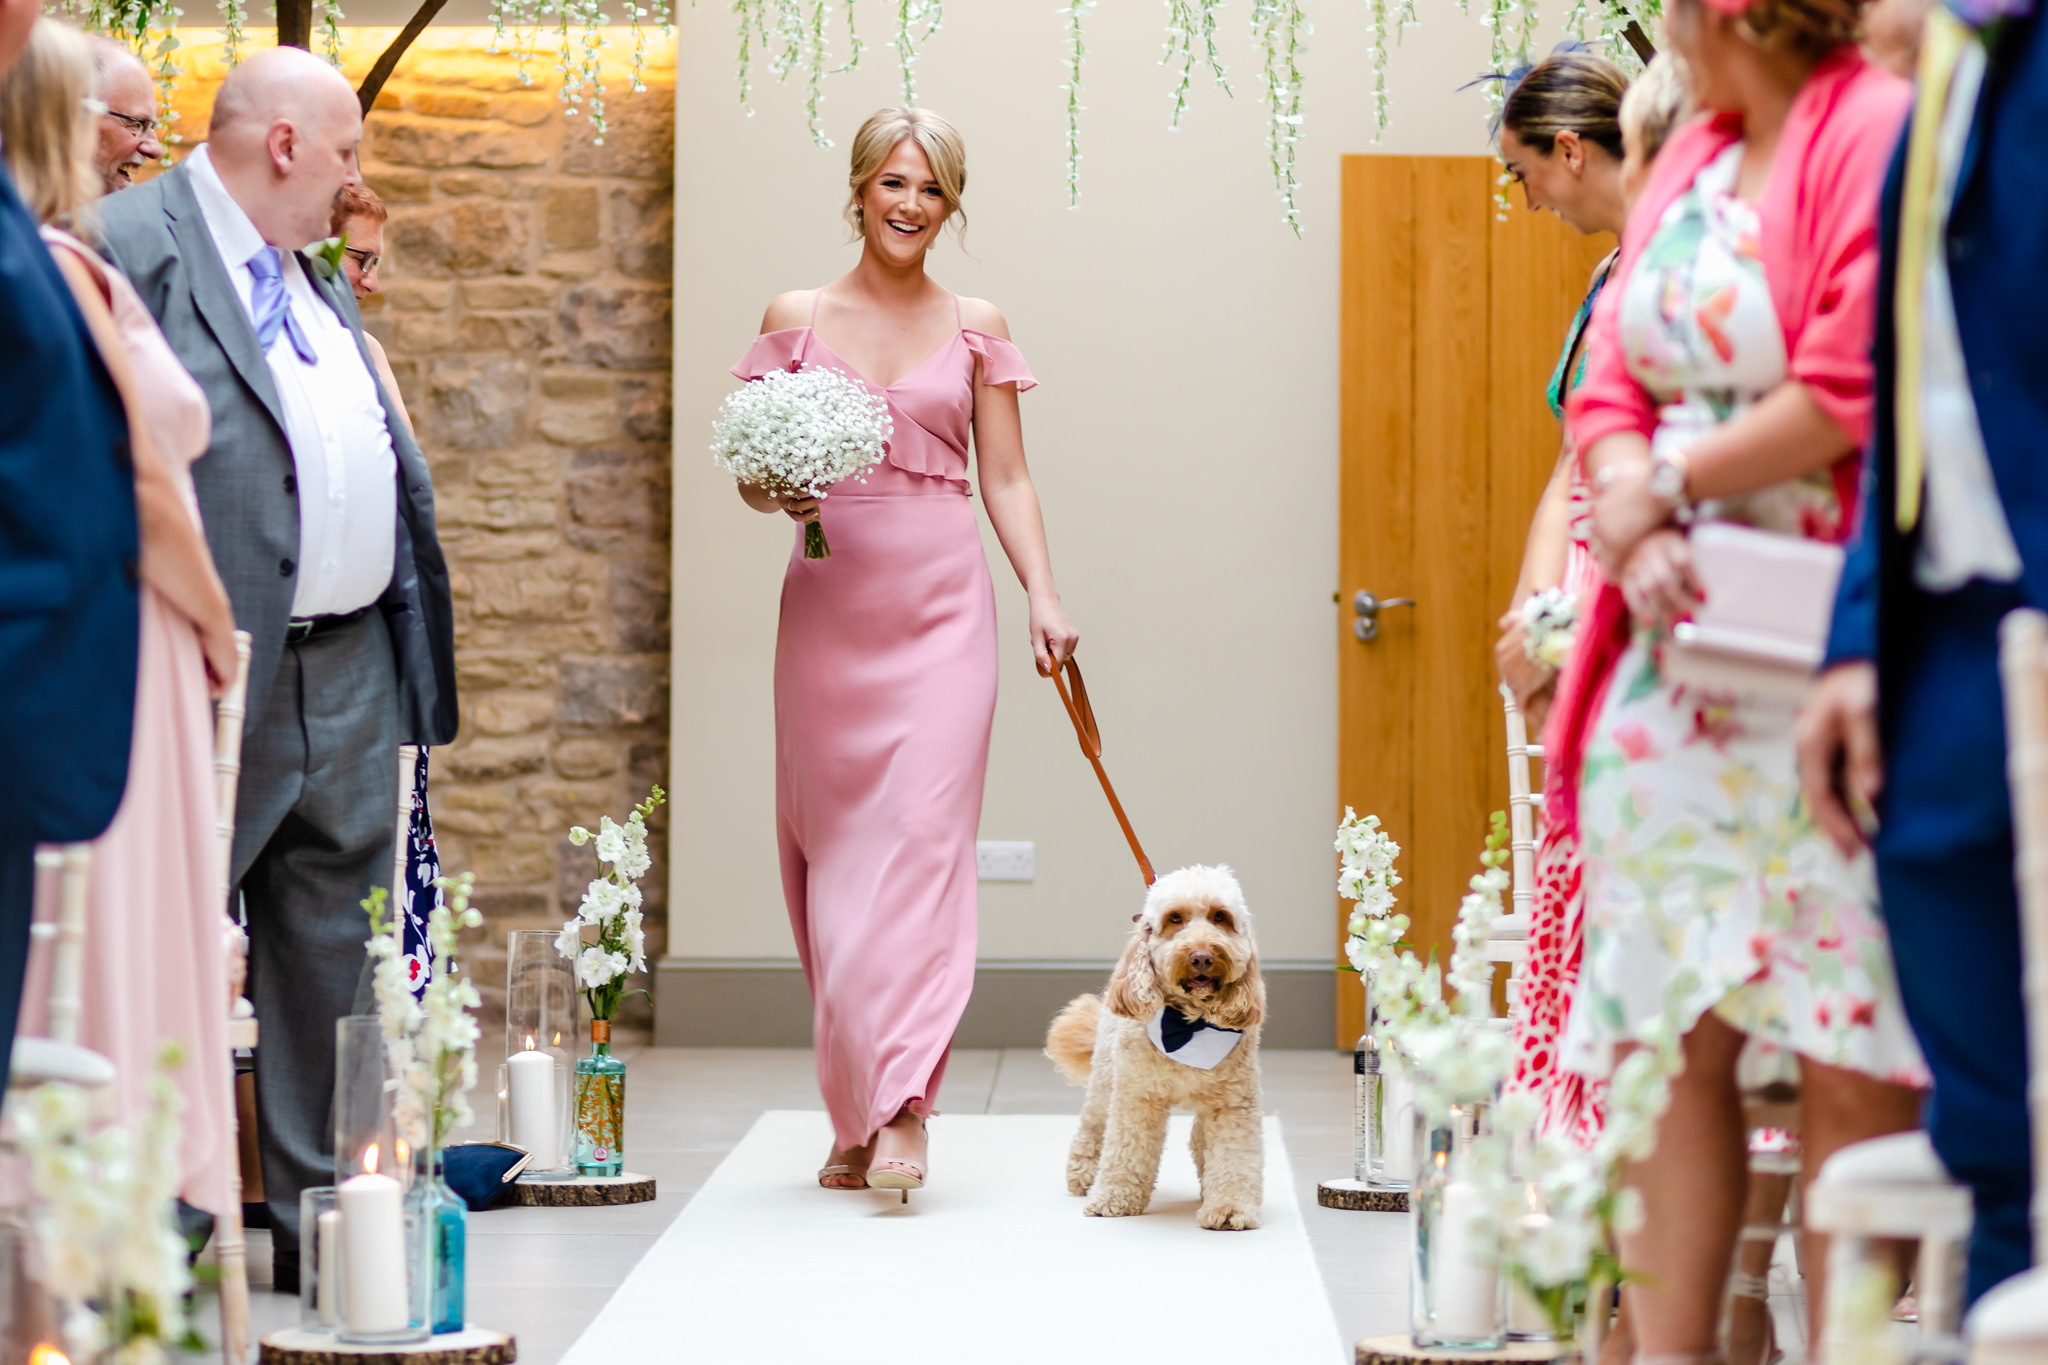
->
[[365, 875, 485, 1151], [558, 786, 665, 1020], [578, 945, 631, 988], [10, 1047, 192, 1360], [712, 366, 892, 558], [581, 878, 631, 923], [1335, 807, 1403, 973], [594, 817, 627, 868]]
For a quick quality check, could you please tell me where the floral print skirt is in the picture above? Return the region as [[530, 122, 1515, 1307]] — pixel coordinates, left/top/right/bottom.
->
[[1560, 634, 1929, 1089]]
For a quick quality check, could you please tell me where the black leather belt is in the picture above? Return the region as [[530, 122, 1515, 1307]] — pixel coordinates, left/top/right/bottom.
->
[[283, 606, 374, 644]]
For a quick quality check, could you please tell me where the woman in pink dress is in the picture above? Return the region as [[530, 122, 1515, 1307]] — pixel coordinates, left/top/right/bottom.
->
[[731, 106, 1079, 1194], [0, 16, 239, 1218]]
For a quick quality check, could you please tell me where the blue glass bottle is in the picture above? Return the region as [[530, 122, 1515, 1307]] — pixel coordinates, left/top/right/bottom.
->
[[574, 1018, 626, 1176], [425, 1150, 466, 1334]]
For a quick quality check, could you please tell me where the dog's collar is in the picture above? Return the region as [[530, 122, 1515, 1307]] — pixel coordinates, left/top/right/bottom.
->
[[1147, 1007, 1244, 1070]]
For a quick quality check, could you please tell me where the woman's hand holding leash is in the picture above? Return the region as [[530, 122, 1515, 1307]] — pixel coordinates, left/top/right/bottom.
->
[[1030, 590, 1079, 677]]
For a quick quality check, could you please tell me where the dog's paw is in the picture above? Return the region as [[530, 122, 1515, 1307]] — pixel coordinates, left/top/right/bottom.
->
[[1065, 1158, 1098, 1196], [1198, 1201, 1261, 1231], [1083, 1187, 1150, 1218]]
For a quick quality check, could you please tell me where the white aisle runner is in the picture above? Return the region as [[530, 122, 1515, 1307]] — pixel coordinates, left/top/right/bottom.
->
[[558, 1110, 1346, 1364]]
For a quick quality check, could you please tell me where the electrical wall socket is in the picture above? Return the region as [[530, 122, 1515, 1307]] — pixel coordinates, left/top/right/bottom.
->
[[976, 840, 1035, 882]]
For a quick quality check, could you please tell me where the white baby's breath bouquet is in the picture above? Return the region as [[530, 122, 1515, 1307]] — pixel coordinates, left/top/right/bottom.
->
[[1520, 586, 1580, 671], [712, 366, 893, 559], [366, 872, 485, 1151], [557, 785, 664, 1020]]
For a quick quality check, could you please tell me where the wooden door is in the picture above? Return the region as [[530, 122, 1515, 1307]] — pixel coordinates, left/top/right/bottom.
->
[[1333, 156, 1615, 1047]]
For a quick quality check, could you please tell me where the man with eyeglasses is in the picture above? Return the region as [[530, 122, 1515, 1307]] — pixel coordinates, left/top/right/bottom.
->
[[87, 34, 162, 192]]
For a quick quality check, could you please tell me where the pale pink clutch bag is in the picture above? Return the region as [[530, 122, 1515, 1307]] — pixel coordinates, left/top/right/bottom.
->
[[1662, 522, 1844, 702]]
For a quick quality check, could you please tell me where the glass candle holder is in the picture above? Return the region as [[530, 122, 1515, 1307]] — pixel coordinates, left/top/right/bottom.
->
[[298, 1187, 341, 1334], [502, 930, 576, 1176], [1410, 1103, 1506, 1351], [330, 1014, 432, 1345]]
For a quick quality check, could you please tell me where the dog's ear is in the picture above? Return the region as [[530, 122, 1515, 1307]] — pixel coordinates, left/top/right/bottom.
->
[[1209, 950, 1265, 1031], [1104, 920, 1163, 1020]]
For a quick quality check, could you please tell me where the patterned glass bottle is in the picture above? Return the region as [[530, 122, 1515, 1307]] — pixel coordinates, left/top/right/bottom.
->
[[573, 1018, 626, 1176]]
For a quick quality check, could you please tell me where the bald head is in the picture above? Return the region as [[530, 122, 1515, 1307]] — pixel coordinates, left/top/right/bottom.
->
[[88, 36, 161, 192], [205, 46, 362, 250]]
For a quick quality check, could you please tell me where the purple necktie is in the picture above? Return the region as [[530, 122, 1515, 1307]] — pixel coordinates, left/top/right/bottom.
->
[[246, 246, 318, 365]]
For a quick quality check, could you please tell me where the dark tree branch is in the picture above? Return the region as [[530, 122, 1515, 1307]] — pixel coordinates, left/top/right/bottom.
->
[[275, 0, 314, 49], [355, 0, 450, 117], [1623, 20, 1657, 64]]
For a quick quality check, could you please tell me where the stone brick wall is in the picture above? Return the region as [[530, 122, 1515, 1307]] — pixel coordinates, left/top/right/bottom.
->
[[166, 31, 674, 1033]]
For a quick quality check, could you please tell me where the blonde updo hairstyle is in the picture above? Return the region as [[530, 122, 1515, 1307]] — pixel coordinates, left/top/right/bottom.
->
[[1618, 51, 1694, 167], [0, 18, 101, 226], [845, 106, 968, 244]]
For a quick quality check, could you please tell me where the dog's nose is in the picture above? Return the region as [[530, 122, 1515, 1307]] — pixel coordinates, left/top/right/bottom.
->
[[1189, 950, 1215, 971]]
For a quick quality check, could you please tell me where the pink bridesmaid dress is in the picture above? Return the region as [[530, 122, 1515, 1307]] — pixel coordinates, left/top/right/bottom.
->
[[20, 229, 234, 1214], [732, 292, 1035, 1154]]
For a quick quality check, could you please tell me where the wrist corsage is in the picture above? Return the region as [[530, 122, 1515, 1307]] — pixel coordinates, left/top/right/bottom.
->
[[1520, 587, 1579, 672]]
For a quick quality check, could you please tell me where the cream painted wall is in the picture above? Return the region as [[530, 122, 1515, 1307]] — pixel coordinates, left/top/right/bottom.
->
[[667, 2, 1515, 965]]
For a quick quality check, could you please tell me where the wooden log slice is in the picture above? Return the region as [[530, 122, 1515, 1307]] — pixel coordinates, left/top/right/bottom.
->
[[1357, 1334, 1572, 1364], [258, 1327, 515, 1365], [1317, 1178, 1411, 1213], [505, 1172, 656, 1206]]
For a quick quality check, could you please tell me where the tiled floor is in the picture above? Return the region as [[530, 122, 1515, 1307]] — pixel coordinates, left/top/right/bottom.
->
[[222, 1046, 1409, 1363]]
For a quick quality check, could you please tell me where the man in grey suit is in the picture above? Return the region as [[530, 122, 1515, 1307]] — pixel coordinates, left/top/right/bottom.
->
[[98, 46, 457, 1287]]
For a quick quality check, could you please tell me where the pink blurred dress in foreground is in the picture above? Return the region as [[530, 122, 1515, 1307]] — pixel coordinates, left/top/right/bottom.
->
[[733, 294, 1035, 1152], [20, 229, 233, 1214]]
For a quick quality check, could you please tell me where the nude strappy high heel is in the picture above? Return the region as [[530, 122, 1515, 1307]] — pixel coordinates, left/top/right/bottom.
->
[[866, 1115, 927, 1202], [818, 1141, 872, 1191]]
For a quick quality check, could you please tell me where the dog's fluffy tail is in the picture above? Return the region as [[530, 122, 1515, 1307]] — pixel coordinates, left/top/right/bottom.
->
[[1045, 994, 1102, 1086]]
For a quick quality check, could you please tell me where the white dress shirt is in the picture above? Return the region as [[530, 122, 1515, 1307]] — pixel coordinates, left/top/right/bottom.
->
[[1914, 41, 2024, 592], [185, 145, 397, 618]]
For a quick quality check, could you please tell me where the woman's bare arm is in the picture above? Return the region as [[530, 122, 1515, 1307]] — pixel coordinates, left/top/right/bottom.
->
[[962, 298, 1077, 675]]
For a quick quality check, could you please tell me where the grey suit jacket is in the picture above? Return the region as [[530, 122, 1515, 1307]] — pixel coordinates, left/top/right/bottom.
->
[[97, 165, 458, 746]]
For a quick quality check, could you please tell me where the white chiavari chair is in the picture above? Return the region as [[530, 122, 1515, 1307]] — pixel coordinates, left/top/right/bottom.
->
[[1494, 685, 1540, 1022], [212, 630, 253, 1365], [6, 845, 115, 1091], [1963, 607, 2048, 1363]]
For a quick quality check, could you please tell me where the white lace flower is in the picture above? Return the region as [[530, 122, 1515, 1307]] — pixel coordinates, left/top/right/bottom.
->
[[577, 944, 631, 989], [581, 878, 630, 923], [595, 817, 628, 867]]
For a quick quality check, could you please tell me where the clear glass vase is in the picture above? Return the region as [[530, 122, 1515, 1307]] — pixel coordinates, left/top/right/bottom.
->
[[424, 1151, 466, 1335], [1410, 1103, 1505, 1350], [1351, 970, 1416, 1188], [574, 1019, 626, 1176]]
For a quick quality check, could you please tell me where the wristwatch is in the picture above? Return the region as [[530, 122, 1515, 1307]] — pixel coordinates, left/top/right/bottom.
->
[[1648, 448, 1693, 516]]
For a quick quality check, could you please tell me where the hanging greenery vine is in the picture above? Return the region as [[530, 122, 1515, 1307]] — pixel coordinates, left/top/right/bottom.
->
[[888, 0, 942, 103], [1248, 0, 1308, 235], [317, 0, 345, 66], [1058, 0, 1092, 208], [1161, 0, 1230, 131]]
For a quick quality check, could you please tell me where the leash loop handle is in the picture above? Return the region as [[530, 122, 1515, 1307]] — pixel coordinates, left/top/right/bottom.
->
[[1049, 654, 1155, 888]]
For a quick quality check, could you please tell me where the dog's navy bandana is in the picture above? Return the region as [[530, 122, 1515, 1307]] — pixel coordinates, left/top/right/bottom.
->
[[1147, 1008, 1244, 1070]]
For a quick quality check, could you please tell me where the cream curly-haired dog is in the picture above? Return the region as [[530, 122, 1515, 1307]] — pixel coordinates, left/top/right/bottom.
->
[[1045, 864, 1264, 1230]]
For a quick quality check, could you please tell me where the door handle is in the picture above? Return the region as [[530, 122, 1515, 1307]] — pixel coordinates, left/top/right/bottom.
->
[[1352, 591, 1416, 642]]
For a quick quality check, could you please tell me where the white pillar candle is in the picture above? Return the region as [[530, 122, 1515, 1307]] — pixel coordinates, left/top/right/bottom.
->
[[507, 1042, 556, 1166], [1383, 1068, 1417, 1184], [316, 1210, 343, 1328], [1430, 1178, 1501, 1340], [338, 1146, 409, 1335]]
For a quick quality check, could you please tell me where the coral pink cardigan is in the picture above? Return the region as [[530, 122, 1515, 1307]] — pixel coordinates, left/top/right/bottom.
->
[[1548, 48, 1911, 831], [1567, 46, 1911, 456]]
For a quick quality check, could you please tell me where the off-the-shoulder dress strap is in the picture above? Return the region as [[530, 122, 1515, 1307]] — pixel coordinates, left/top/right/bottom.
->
[[951, 292, 963, 330], [808, 287, 823, 326]]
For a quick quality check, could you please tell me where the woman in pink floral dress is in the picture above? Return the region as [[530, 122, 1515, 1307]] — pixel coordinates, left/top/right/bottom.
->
[[1556, 0, 1928, 1355]]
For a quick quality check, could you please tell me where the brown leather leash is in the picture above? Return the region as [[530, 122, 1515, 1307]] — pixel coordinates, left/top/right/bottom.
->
[[1049, 654, 1156, 887]]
